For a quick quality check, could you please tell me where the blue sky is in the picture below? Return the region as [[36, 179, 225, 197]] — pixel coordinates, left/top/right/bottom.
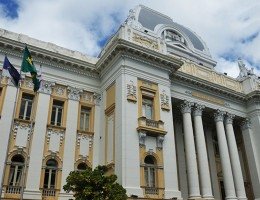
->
[[0, 0, 259, 78]]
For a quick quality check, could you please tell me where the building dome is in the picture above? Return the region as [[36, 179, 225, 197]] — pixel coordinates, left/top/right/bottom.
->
[[129, 5, 215, 67]]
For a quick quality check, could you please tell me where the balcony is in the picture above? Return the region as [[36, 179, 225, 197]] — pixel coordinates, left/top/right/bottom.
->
[[137, 117, 167, 136], [144, 187, 159, 195], [42, 188, 56, 197], [6, 186, 21, 194]]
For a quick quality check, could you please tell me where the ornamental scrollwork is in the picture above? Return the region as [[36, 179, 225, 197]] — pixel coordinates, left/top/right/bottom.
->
[[160, 90, 170, 111], [40, 80, 54, 95], [127, 80, 137, 103], [68, 86, 82, 101]]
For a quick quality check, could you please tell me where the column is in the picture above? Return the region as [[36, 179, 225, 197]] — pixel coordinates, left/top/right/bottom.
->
[[214, 110, 237, 200], [241, 119, 260, 199], [181, 101, 201, 199], [59, 87, 80, 199], [23, 82, 53, 199], [193, 104, 213, 199], [225, 113, 247, 200]]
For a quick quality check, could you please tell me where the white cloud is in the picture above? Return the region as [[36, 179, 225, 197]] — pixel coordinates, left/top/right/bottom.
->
[[0, 0, 259, 77]]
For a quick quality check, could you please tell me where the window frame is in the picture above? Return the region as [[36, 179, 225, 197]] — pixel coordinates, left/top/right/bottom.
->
[[142, 96, 154, 120], [79, 106, 91, 132], [8, 155, 25, 187], [43, 159, 58, 189], [77, 103, 94, 133], [50, 99, 65, 127], [18, 93, 34, 120], [144, 155, 157, 188]]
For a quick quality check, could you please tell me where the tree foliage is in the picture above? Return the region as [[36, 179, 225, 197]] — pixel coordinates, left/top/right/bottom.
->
[[63, 165, 127, 200]]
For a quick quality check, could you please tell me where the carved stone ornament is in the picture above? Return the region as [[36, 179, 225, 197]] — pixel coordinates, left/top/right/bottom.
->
[[193, 103, 205, 116], [225, 113, 235, 124], [241, 118, 251, 130], [133, 33, 159, 50], [13, 121, 34, 140], [125, 8, 143, 30], [127, 80, 137, 103], [46, 128, 65, 146], [214, 110, 225, 122], [156, 135, 165, 149], [68, 86, 82, 101], [160, 90, 170, 111], [180, 100, 192, 114], [39, 80, 54, 95], [93, 93, 102, 106], [82, 92, 94, 103], [54, 86, 65, 96], [77, 134, 93, 147], [139, 131, 147, 146], [22, 79, 34, 89]]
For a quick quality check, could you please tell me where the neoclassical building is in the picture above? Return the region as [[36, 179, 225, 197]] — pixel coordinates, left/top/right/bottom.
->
[[0, 5, 259, 200]]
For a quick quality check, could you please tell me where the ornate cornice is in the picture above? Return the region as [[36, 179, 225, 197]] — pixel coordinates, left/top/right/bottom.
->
[[0, 36, 99, 79], [96, 38, 183, 74], [172, 71, 246, 102]]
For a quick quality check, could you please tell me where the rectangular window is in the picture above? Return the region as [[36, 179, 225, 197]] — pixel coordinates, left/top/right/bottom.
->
[[142, 97, 153, 119], [51, 100, 64, 126], [19, 93, 34, 120], [80, 106, 90, 131]]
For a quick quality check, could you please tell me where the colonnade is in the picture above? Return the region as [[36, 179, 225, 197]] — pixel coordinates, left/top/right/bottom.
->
[[180, 100, 247, 200]]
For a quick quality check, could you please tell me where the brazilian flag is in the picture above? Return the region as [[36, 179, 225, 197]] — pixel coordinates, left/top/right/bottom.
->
[[21, 46, 41, 92]]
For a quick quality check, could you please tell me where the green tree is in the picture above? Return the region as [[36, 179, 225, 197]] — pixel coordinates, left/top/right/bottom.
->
[[63, 165, 128, 200]]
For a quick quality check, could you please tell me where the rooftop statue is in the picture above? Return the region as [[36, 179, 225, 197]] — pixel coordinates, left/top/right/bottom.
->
[[237, 58, 254, 80]]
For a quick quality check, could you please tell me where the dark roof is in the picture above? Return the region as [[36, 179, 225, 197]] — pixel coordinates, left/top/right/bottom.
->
[[138, 6, 205, 51]]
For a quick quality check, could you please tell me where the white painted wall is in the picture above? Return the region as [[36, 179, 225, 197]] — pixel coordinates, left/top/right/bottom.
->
[[0, 85, 16, 198], [159, 84, 182, 198], [23, 93, 50, 199], [59, 99, 78, 199]]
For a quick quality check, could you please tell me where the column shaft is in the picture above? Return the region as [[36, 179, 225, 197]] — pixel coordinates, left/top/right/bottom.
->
[[193, 104, 213, 199], [225, 114, 247, 200], [181, 101, 201, 199], [214, 110, 237, 200]]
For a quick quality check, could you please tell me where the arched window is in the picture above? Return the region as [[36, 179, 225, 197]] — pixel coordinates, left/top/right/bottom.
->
[[8, 155, 25, 187], [43, 159, 58, 189], [144, 155, 157, 188], [77, 162, 88, 171]]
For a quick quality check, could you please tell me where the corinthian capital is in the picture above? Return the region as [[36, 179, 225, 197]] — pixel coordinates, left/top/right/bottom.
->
[[193, 103, 205, 116], [180, 100, 193, 114], [241, 118, 251, 130], [225, 113, 235, 124], [214, 110, 225, 122]]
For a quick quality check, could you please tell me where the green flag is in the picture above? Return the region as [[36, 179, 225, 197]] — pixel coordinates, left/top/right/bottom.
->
[[21, 46, 41, 92]]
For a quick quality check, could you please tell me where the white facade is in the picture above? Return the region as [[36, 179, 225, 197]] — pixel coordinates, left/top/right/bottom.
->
[[0, 5, 260, 200]]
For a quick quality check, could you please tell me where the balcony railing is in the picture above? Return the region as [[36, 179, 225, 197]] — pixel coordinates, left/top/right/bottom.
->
[[6, 186, 21, 194], [137, 117, 166, 135], [42, 188, 56, 196], [144, 187, 159, 195]]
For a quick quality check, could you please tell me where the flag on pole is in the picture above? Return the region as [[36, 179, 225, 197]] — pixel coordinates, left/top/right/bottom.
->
[[3, 56, 21, 87], [21, 46, 41, 92]]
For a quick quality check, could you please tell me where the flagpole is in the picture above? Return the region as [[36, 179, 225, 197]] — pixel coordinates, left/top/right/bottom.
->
[[0, 66, 22, 199]]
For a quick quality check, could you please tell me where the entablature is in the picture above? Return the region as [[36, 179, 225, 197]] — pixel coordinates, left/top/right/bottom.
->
[[172, 71, 246, 102], [0, 32, 99, 79], [96, 37, 183, 75]]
